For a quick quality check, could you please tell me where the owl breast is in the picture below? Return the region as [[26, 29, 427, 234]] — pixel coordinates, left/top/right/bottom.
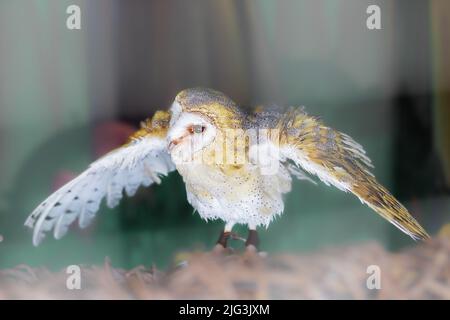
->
[[176, 163, 292, 227]]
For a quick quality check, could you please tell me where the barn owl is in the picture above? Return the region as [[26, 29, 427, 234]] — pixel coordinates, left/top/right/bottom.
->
[[25, 88, 429, 250]]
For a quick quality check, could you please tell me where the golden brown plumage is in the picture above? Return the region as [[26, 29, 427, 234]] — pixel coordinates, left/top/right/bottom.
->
[[127, 110, 171, 143], [175, 88, 244, 130], [172, 89, 429, 241], [25, 87, 429, 248], [277, 107, 429, 240]]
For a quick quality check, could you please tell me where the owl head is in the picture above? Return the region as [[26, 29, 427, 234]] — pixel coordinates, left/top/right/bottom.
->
[[167, 88, 244, 157]]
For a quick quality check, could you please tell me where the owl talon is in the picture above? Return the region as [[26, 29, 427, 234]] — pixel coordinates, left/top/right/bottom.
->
[[245, 244, 258, 253], [212, 243, 226, 254], [212, 243, 235, 255]]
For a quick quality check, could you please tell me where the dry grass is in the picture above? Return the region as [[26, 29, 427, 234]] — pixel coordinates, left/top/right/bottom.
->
[[2, 235, 450, 299]]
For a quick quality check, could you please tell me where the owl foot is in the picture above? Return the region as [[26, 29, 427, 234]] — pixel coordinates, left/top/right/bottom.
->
[[216, 231, 231, 248], [212, 231, 233, 254]]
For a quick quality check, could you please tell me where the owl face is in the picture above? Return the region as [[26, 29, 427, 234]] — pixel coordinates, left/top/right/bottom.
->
[[167, 101, 217, 158]]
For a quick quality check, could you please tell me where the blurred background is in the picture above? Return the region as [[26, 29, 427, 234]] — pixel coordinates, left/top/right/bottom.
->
[[0, 0, 449, 271]]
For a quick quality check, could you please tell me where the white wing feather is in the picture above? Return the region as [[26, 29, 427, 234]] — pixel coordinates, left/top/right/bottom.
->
[[24, 137, 175, 246]]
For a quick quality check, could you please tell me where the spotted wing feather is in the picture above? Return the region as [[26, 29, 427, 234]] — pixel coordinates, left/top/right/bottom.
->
[[24, 111, 175, 246]]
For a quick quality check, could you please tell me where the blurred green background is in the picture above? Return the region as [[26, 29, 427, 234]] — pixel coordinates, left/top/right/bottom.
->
[[0, 0, 449, 269]]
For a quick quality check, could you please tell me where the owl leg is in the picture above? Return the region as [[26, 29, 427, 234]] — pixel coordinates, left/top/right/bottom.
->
[[245, 224, 259, 252], [213, 222, 235, 252]]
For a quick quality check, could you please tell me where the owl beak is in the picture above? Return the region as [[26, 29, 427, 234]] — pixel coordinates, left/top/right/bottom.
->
[[168, 140, 177, 152], [168, 134, 188, 152]]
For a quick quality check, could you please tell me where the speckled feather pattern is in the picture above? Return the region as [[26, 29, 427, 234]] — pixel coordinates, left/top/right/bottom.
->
[[25, 88, 429, 245], [25, 111, 175, 246], [175, 89, 429, 240]]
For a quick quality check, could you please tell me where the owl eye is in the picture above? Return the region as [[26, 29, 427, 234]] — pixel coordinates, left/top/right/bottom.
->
[[189, 125, 206, 134]]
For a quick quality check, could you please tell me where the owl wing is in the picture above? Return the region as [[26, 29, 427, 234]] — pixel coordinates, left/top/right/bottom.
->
[[276, 107, 429, 240], [25, 111, 175, 246]]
